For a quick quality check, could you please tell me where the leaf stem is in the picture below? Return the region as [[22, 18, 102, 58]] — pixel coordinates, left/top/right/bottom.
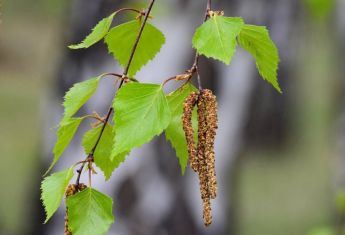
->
[[103, 72, 123, 78], [114, 8, 145, 17]]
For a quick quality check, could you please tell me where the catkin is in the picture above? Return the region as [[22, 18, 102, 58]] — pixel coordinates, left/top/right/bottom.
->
[[202, 197, 213, 226], [197, 91, 207, 171], [182, 88, 219, 227], [64, 184, 87, 235], [203, 89, 218, 199], [198, 155, 212, 226], [197, 91, 213, 226], [182, 92, 199, 172]]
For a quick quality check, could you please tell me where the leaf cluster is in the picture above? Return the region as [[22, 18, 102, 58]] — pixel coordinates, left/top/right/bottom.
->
[[41, 6, 281, 235]]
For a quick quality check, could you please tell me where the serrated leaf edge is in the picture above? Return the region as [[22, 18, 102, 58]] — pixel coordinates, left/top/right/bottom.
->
[[68, 13, 116, 49], [41, 166, 74, 224]]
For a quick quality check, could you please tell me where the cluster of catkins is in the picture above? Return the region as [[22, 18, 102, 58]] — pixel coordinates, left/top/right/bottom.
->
[[64, 183, 87, 235], [182, 89, 218, 226]]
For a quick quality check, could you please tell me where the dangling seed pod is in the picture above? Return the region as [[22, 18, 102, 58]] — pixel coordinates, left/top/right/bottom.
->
[[182, 92, 199, 172], [64, 184, 87, 235], [182, 88, 218, 226]]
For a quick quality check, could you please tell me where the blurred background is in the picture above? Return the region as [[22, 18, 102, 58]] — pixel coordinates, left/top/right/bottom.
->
[[1, 0, 345, 234]]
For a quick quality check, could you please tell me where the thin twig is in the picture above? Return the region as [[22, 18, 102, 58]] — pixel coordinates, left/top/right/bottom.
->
[[81, 114, 104, 123], [104, 72, 123, 78], [162, 76, 178, 86], [75, 107, 112, 187], [193, 0, 212, 91], [196, 66, 203, 91], [88, 166, 92, 187], [117, 0, 156, 89], [74, 159, 89, 166], [91, 109, 113, 153], [75, 155, 92, 187], [75, 0, 157, 187], [160, 0, 211, 90], [123, 0, 156, 77]]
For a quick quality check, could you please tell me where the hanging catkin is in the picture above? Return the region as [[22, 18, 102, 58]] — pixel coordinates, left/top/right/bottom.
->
[[202, 197, 213, 226], [197, 90, 212, 226], [203, 89, 218, 199], [182, 92, 199, 172], [182, 88, 218, 227], [64, 184, 87, 235]]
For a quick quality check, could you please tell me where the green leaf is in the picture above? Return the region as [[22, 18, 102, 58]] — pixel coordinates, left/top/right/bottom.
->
[[105, 20, 165, 77], [238, 24, 281, 93], [41, 167, 74, 223], [69, 13, 116, 49], [112, 83, 171, 156], [45, 118, 83, 175], [192, 16, 244, 64], [66, 188, 114, 235], [62, 76, 101, 124], [82, 124, 128, 180], [165, 84, 198, 174]]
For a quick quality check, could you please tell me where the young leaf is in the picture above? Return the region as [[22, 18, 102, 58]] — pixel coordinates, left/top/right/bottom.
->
[[82, 124, 128, 180], [238, 24, 281, 92], [66, 188, 114, 235], [192, 16, 244, 64], [62, 76, 101, 124], [69, 13, 116, 49], [105, 20, 165, 77], [41, 167, 74, 223], [165, 84, 198, 174], [112, 83, 171, 156], [45, 118, 83, 175]]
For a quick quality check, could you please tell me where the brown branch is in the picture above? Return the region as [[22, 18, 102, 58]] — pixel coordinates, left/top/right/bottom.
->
[[75, 0, 157, 187]]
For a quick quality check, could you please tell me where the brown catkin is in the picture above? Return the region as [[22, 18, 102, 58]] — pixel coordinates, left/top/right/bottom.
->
[[197, 91, 213, 226], [196, 91, 207, 173], [181, 88, 218, 226], [64, 184, 87, 235], [182, 92, 199, 172], [203, 89, 218, 199], [199, 162, 212, 226], [202, 197, 213, 226]]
